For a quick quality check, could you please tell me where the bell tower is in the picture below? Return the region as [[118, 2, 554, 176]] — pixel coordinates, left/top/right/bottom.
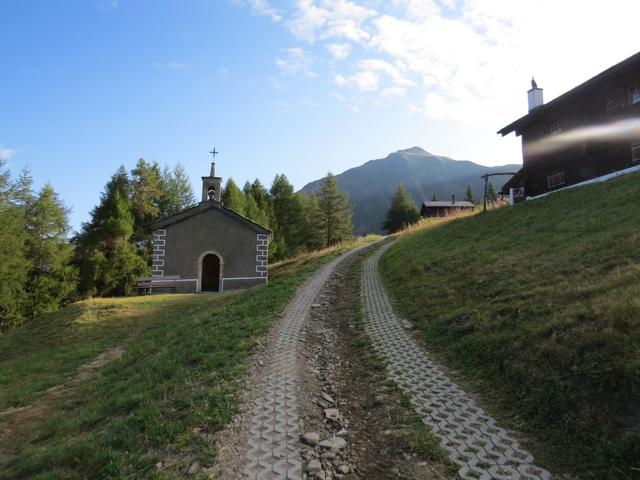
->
[[202, 148, 222, 202]]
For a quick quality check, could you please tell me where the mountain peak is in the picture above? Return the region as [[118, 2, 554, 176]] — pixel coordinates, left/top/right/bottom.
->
[[395, 146, 431, 156], [299, 148, 520, 234]]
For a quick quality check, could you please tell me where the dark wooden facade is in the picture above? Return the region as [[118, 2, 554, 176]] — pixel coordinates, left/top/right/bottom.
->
[[420, 200, 475, 218], [499, 51, 640, 198]]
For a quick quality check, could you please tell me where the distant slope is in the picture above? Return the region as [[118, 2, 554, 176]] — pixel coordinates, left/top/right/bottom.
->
[[299, 147, 520, 234], [380, 172, 640, 479]]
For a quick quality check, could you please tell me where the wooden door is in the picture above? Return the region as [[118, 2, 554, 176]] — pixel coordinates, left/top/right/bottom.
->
[[201, 254, 220, 292]]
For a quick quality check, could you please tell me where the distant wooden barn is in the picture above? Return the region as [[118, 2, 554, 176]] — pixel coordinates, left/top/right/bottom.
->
[[420, 197, 475, 217], [498, 51, 640, 201]]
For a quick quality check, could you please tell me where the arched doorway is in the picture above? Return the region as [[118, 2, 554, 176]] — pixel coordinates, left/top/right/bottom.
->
[[201, 254, 221, 292]]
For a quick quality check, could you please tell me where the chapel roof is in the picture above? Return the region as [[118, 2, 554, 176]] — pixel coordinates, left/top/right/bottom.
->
[[150, 200, 271, 234]]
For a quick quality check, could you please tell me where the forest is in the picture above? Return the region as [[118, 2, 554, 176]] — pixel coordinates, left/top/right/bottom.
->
[[0, 159, 353, 331]]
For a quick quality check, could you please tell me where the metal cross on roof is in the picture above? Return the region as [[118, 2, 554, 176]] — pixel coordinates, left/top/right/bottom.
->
[[209, 147, 219, 161]]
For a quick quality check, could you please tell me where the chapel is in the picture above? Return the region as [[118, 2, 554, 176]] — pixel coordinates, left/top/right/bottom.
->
[[149, 157, 270, 292]]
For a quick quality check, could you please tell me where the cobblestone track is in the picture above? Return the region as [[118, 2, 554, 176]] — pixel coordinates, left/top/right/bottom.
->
[[361, 242, 553, 480], [244, 245, 370, 480]]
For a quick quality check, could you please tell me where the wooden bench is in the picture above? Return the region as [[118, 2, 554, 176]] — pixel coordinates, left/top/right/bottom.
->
[[135, 276, 181, 294]]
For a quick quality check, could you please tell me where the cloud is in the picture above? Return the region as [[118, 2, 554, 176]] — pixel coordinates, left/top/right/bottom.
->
[[357, 59, 415, 87], [232, 0, 282, 22], [326, 42, 351, 60], [286, 0, 376, 43], [276, 47, 317, 77], [249, 0, 282, 22], [381, 86, 406, 97], [334, 71, 379, 91], [247, 0, 640, 124], [154, 62, 191, 70], [0, 147, 16, 161]]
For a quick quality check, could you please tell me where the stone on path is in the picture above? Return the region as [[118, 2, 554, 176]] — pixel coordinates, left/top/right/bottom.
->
[[304, 459, 322, 473], [321, 392, 335, 405], [300, 432, 320, 447], [323, 408, 340, 421], [318, 436, 347, 451]]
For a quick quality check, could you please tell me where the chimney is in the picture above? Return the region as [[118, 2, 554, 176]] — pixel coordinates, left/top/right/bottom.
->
[[528, 77, 544, 111], [451, 194, 456, 204]]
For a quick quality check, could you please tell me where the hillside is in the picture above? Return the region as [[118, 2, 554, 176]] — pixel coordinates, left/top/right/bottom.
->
[[300, 147, 519, 234], [379, 172, 640, 479], [0, 238, 376, 479]]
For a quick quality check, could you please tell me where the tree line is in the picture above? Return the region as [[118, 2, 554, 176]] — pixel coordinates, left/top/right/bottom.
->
[[0, 159, 353, 331], [383, 181, 499, 233], [220, 173, 352, 260]]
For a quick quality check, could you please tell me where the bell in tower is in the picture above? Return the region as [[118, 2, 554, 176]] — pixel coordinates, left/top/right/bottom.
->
[[202, 148, 222, 202]]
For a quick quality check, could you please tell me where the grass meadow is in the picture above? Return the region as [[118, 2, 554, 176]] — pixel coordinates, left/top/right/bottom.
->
[[380, 172, 640, 479], [0, 237, 377, 479]]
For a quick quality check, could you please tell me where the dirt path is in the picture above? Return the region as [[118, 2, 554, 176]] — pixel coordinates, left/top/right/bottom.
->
[[297, 245, 452, 479], [0, 346, 125, 467], [361, 242, 552, 480], [214, 242, 454, 480], [216, 244, 374, 480]]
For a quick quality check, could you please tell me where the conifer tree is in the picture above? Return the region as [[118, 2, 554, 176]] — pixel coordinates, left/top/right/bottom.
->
[[159, 163, 195, 217], [221, 178, 246, 215], [14, 168, 35, 209], [383, 184, 420, 233], [317, 173, 353, 246], [130, 159, 163, 239], [24, 185, 77, 319], [269, 174, 307, 259], [431, 193, 437, 201], [305, 194, 325, 250], [75, 168, 147, 297], [245, 179, 273, 226], [465, 185, 475, 203], [244, 193, 269, 226], [0, 160, 29, 329]]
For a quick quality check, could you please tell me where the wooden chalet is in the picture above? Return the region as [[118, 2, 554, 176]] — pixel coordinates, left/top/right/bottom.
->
[[420, 197, 475, 217], [498, 51, 640, 200]]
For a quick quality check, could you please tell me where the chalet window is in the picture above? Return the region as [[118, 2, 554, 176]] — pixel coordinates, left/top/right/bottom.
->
[[547, 171, 566, 189], [632, 142, 640, 163], [606, 88, 624, 113], [629, 85, 640, 105], [549, 121, 563, 135]]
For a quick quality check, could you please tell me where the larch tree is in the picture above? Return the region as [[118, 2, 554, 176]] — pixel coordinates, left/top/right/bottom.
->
[[221, 178, 246, 215], [304, 193, 325, 251], [24, 184, 78, 319], [75, 168, 147, 297], [244, 193, 269, 227], [159, 163, 196, 217], [317, 173, 353, 247], [0, 161, 29, 329], [269, 174, 307, 259], [383, 184, 420, 233], [130, 159, 163, 240], [465, 185, 475, 203]]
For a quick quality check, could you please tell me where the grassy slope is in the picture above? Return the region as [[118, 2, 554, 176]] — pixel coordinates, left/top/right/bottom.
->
[[0, 237, 377, 480], [379, 173, 640, 479]]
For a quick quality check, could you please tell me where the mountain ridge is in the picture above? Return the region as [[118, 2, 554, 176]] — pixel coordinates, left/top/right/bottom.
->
[[300, 147, 520, 234]]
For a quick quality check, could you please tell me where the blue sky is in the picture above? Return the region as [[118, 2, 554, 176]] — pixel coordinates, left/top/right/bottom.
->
[[2, 0, 639, 231]]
